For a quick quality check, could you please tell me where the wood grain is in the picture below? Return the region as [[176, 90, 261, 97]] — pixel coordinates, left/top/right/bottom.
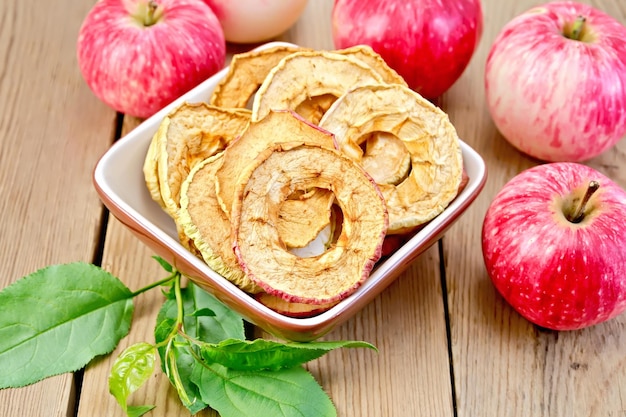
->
[[301, 245, 454, 417], [0, 0, 115, 415]]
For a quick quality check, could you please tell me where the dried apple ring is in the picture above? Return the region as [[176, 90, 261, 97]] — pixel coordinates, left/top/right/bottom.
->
[[209, 45, 309, 109], [143, 121, 167, 210], [336, 44, 407, 86], [215, 109, 336, 219], [178, 152, 261, 293], [157, 102, 251, 220], [359, 131, 412, 185], [251, 50, 384, 123], [255, 292, 339, 318], [232, 143, 388, 304], [319, 83, 463, 234], [278, 188, 336, 249]]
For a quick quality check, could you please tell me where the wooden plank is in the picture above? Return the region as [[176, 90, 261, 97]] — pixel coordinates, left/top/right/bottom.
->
[[76, 115, 221, 416], [0, 0, 116, 415], [77, 213, 221, 417], [443, 1, 626, 416], [300, 245, 454, 417], [77, 0, 454, 415]]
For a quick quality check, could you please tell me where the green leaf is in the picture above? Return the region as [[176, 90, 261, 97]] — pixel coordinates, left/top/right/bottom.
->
[[154, 282, 245, 413], [200, 338, 376, 371], [191, 362, 337, 417], [0, 262, 134, 389], [188, 308, 216, 318], [152, 256, 173, 273], [109, 342, 156, 415], [181, 282, 245, 343], [155, 281, 245, 347], [155, 303, 207, 415], [127, 405, 156, 417]]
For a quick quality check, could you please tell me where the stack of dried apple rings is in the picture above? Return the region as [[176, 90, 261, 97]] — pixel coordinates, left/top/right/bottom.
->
[[143, 45, 463, 317]]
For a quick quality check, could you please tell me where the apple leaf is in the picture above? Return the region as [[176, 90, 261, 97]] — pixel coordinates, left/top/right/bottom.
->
[[188, 308, 216, 318], [155, 282, 245, 414], [199, 338, 376, 371], [109, 342, 156, 416], [191, 361, 337, 417], [126, 405, 156, 417], [152, 255, 173, 273], [0, 262, 134, 389]]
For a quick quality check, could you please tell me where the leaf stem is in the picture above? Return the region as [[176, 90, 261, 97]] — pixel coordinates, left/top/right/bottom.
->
[[131, 271, 178, 297], [154, 274, 184, 349], [174, 274, 185, 332]]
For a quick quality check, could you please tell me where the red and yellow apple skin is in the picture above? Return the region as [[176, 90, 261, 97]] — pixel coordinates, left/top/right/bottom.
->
[[482, 162, 626, 330], [77, 0, 225, 119], [485, 1, 626, 162], [331, 0, 483, 99]]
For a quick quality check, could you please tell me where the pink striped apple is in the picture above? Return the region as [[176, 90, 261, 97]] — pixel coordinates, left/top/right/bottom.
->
[[482, 162, 626, 330], [332, 0, 483, 99], [485, 1, 626, 162], [77, 0, 225, 118]]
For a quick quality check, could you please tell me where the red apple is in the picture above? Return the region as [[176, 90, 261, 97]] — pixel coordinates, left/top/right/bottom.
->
[[203, 0, 309, 44], [77, 0, 225, 118], [482, 162, 626, 330], [331, 0, 483, 99], [485, 1, 626, 162]]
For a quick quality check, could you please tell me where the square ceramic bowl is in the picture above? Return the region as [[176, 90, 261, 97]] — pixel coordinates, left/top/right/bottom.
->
[[93, 41, 487, 342]]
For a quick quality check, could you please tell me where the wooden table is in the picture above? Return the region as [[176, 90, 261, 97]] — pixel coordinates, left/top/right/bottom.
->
[[1, 0, 625, 415]]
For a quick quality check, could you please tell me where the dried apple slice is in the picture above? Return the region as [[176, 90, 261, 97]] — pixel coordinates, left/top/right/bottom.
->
[[232, 143, 388, 304], [251, 50, 384, 123], [360, 131, 412, 185], [157, 102, 251, 220], [209, 45, 309, 109], [255, 292, 339, 318], [178, 152, 261, 293], [216, 111, 337, 248], [319, 83, 463, 234], [278, 188, 335, 249], [143, 121, 167, 209], [293, 94, 337, 125], [336, 44, 407, 86], [215, 110, 336, 219]]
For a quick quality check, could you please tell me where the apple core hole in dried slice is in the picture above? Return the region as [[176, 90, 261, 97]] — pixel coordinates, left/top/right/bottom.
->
[[294, 93, 337, 124], [356, 131, 411, 185], [277, 187, 335, 249], [287, 203, 344, 258]]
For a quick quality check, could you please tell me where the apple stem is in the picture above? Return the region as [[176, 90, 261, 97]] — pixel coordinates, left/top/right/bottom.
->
[[138, 0, 161, 27], [567, 15, 587, 41], [568, 180, 600, 223]]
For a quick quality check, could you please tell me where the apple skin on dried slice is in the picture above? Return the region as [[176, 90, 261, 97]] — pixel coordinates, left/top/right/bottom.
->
[[319, 83, 463, 234], [251, 50, 384, 123], [232, 142, 388, 305], [178, 152, 262, 293], [209, 44, 309, 109]]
